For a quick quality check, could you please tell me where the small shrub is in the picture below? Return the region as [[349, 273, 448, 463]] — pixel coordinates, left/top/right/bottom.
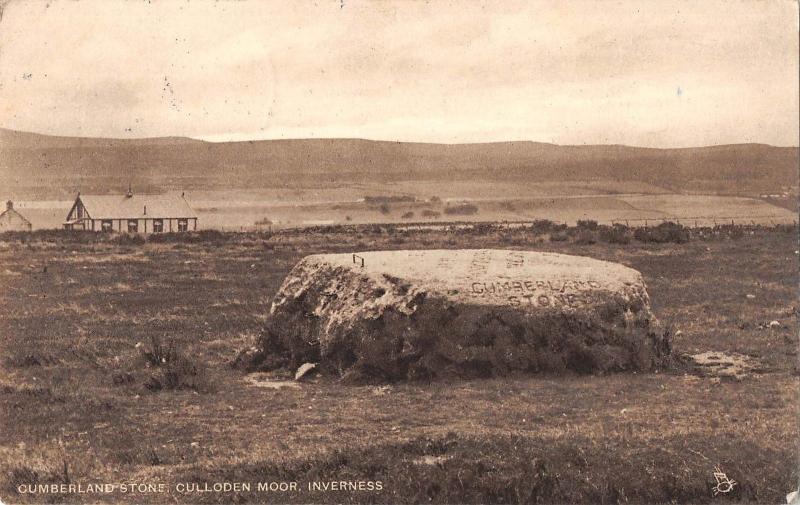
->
[[141, 335, 179, 366], [499, 233, 518, 245], [421, 210, 441, 218], [530, 220, 556, 234], [379, 203, 391, 215], [773, 223, 798, 234], [721, 225, 745, 240], [112, 372, 135, 385], [574, 230, 597, 245], [444, 203, 479, 216], [599, 225, 631, 244], [147, 354, 210, 392], [147, 230, 232, 244], [140, 336, 211, 393], [111, 233, 145, 246], [633, 222, 690, 243], [576, 219, 599, 230], [549, 232, 569, 242], [145, 448, 162, 466], [195, 229, 229, 243], [364, 195, 415, 204], [401, 211, 415, 219]]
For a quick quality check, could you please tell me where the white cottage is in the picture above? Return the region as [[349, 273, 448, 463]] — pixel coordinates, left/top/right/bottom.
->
[[0, 201, 32, 231]]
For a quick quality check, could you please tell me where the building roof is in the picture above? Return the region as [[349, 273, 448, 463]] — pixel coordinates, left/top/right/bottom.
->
[[0, 207, 32, 225], [77, 193, 197, 220]]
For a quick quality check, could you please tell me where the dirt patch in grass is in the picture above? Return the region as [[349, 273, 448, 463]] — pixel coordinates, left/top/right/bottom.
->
[[689, 351, 768, 380]]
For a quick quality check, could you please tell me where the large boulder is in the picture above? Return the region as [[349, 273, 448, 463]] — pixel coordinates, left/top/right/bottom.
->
[[255, 249, 670, 380]]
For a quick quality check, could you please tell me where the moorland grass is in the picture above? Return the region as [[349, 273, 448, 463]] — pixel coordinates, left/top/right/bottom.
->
[[0, 225, 796, 504]]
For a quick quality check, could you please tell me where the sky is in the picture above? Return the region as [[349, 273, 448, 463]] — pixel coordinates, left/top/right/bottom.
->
[[0, 0, 797, 147]]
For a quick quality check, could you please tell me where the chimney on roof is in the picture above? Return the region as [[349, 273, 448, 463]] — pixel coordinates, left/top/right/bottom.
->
[[6, 200, 12, 211], [126, 183, 133, 199]]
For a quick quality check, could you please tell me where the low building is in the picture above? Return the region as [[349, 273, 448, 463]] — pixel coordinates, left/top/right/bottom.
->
[[0, 201, 33, 231], [63, 190, 198, 232]]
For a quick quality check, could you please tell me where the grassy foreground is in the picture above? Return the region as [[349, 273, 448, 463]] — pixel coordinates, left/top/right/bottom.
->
[[0, 225, 797, 504]]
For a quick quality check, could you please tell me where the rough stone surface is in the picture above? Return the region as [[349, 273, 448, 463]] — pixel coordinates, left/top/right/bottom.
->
[[256, 249, 670, 380]]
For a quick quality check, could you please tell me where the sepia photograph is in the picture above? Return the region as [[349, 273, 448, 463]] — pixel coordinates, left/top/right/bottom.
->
[[0, 0, 798, 503]]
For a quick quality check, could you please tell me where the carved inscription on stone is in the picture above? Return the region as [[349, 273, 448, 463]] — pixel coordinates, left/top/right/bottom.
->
[[469, 278, 604, 308], [506, 251, 525, 269]]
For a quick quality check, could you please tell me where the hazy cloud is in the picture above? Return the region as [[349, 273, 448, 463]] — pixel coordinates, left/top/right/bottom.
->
[[0, 0, 797, 146]]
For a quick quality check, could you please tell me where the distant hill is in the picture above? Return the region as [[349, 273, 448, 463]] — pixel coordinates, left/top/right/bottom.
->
[[1, 128, 797, 199], [0, 128, 204, 149]]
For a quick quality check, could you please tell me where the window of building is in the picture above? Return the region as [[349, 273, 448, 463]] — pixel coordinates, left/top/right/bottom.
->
[[177, 218, 188, 232], [101, 220, 113, 232], [127, 219, 138, 233], [152, 219, 163, 233]]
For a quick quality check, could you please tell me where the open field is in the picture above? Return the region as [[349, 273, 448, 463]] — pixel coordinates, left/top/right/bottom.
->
[[12, 186, 798, 231], [0, 225, 798, 504]]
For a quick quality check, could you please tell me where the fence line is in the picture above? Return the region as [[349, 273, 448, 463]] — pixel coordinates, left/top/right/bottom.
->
[[204, 215, 797, 233], [608, 215, 797, 228]]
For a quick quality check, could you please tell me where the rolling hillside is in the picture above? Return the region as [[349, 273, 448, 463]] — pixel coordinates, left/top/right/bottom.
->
[[1, 128, 797, 199]]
